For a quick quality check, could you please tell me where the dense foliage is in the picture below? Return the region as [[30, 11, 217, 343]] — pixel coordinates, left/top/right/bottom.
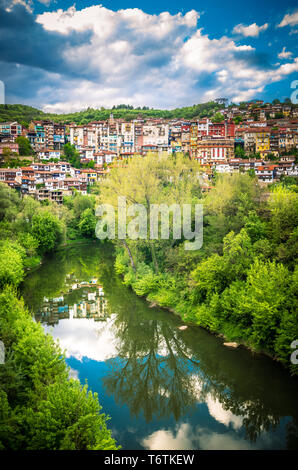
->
[[0, 287, 118, 450], [0, 102, 223, 126], [15, 136, 33, 156], [0, 183, 98, 282], [98, 153, 298, 374], [0, 184, 117, 449]]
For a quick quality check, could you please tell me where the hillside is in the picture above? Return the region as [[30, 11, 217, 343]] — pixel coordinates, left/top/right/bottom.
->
[[0, 102, 223, 127]]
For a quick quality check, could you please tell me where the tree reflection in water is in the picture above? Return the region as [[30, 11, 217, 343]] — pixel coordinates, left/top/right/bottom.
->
[[22, 243, 298, 449]]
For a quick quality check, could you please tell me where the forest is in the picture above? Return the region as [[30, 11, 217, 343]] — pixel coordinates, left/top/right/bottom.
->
[[0, 102, 224, 127], [98, 153, 298, 375]]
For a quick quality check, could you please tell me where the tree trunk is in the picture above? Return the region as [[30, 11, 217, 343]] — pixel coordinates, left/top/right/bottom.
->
[[150, 241, 159, 274], [122, 240, 136, 272]]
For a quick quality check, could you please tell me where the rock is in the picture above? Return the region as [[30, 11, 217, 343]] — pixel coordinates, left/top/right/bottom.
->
[[149, 302, 157, 308], [178, 325, 188, 331], [223, 342, 239, 348]]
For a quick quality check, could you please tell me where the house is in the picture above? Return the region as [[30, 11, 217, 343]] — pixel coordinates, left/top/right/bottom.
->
[[93, 150, 117, 166], [255, 165, 277, 182], [0, 121, 22, 136], [37, 148, 62, 160], [0, 141, 19, 154], [196, 137, 234, 163]]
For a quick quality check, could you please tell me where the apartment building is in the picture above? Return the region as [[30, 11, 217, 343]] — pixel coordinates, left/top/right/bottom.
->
[[0, 121, 22, 136], [197, 137, 235, 163]]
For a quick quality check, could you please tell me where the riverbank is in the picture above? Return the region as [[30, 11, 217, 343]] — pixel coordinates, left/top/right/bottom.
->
[[145, 295, 280, 363], [114, 251, 298, 376]]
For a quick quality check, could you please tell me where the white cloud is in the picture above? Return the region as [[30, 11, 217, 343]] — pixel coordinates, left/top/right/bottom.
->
[[205, 395, 243, 430], [278, 47, 293, 59], [141, 422, 260, 450], [278, 10, 298, 28], [37, 5, 199, 37], [5, 0, 32, 13], [68, 367, 79, 380], [232, 22, 268, 37], [6, 4, 298, 111], [44, 316, 119, 362], [142, 423, 196, 450]]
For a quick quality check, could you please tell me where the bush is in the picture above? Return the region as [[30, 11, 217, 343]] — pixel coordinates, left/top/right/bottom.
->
[[0, 287, 119, 450]]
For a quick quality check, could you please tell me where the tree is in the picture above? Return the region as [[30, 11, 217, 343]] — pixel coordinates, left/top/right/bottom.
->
[[0, 242, 24, 288], [247, 258, 290, 351], [78, 208, 97, 238], [0, 183, 20, 221], [235, 145, 246, 158], [63, 143, 81, 168], [32, 211, 62, 254], [15, 136, 33, 156], [99, 152, 201, 273], [211, 112, 225, 123], [73, 194, 94, 219]]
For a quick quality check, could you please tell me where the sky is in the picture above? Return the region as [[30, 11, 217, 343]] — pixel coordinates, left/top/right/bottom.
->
[[0, 0, 298, 113]]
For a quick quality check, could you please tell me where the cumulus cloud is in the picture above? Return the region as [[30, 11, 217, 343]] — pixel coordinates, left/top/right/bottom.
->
[[205, 395, 243, 430], [0, 2, 297, 111], [44, 316, 119, 362], [278, 47, 293, 59], [232, 22, 268, 37], [278, 10, 298, 28], [141, 422, 258, 450]]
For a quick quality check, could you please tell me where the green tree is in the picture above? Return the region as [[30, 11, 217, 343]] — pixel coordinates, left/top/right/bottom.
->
[[247, 258, 290, 351], [0, 242, 24, 288], [78, 208, 97, 238], [73, 194, 94, 219], [32, 211, 62, 254], [211, 112, 225, 123], [15, 136, 33, 156], [63, 143, 81, 168], [0, 183, 20, 221]]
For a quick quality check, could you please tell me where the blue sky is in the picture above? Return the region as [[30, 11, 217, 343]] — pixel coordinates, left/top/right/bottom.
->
[[0, 0, 297, 112]]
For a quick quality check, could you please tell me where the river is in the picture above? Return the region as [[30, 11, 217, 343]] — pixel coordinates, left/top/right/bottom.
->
[[21, 242, 298, 450]]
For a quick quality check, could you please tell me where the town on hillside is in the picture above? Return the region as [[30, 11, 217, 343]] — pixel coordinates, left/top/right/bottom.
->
[[0, 99, 297, 203]]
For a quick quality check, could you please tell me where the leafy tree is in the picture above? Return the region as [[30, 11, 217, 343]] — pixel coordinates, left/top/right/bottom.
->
[[247, 258, 290, 351], [235, 145, 246, 158], [73, 194, 94, 219], [15, 136, 33, 156], [63, 143, 81, 168], [32, 211, 62, 254], [0, 183, 20, 221], [78, 208, 97, 238], [0, 242, 24, 288], [211, 112, 225, 123]]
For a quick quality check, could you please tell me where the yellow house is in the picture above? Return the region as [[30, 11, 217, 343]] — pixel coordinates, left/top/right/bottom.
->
[[255, 129, 270, 157], [81, 169, 98, 184]]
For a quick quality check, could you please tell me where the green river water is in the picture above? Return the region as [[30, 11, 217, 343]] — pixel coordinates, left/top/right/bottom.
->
[[21, 242, 298, 450]]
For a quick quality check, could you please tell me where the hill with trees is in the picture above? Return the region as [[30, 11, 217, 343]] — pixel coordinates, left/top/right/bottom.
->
[[0, 102, 224, 127]]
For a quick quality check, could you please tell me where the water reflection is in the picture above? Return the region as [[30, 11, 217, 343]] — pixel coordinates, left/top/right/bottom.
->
[[21, 243, 298, 450]]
